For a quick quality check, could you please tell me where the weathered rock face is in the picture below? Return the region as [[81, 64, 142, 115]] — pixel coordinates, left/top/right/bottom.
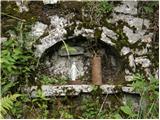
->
[[30, 1, 158, 82]]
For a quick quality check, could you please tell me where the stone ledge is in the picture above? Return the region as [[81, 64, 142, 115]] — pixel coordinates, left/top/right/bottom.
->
[[28, 84, 139, 97]]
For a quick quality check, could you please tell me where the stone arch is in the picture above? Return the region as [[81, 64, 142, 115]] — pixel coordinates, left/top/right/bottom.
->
[[38, 35, 125, 85]]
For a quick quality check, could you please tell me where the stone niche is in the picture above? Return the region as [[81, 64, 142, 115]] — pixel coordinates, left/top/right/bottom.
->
[[38, 36, 125, 85]]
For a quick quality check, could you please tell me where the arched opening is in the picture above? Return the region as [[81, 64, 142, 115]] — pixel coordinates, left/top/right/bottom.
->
[[38, 35, 125, 85]]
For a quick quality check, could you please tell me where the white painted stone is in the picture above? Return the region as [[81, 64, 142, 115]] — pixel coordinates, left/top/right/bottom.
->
[[121, 46, 131, 55], [123, 26, 145, 44], [135, 57, 151, 68], [114, 1, 138, 15], [31, 22, 48, 38]]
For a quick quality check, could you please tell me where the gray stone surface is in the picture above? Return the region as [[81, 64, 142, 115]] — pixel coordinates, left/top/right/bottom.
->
[[125, 75, 133, 82], [31, 22, 48, 38], [111, 13, 150, 30], [100, 27, 117, 46], [48, 55, 85, 79], [142, 33, 153, 43], [29, 84, 138, 97], [43, 0, 58, 4], [121, 46, 131, 55], [32, 1, 156, 85], [114, 1, 137, 15], [16, 1, 29, 13], [74, 27, 94, 38], [123, 26, 145, 44], [135, 57, 151, 68], [35, 15, 67, 57], [128, 54, 135, 69], [125, 69, 132, 75]]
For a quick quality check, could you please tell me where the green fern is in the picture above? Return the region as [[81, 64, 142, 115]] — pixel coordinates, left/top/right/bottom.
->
[[0, 94, 20, 119]]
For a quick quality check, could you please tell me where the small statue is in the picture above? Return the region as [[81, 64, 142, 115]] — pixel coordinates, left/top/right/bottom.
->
[[69, 61, 79, 81]]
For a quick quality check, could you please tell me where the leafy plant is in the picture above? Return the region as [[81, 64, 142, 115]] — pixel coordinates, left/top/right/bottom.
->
[[143, 1, 158, 14], [59, 109, 74, 119], [120, 105, 136, 118], [1, 20, 38, 119], [0, 94, 21, 119], [80, 97, 106, 119], [99, 1, 113, 14], [29, 89, 49, 119], [128, 74, 158, 119]]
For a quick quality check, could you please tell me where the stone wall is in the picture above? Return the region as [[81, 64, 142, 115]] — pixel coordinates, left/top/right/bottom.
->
[[30, 1, 158, 82]]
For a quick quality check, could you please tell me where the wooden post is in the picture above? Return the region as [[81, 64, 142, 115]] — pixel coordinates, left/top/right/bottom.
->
[[91, 55, 102, 85]]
